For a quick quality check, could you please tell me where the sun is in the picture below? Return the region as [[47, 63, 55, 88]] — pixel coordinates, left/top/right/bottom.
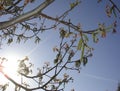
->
[[0, 52, 23, 84]]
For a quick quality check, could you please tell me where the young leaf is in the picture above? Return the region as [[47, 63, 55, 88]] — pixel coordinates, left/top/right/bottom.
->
[[70, 0, 80, 9], [7, 38, 13, 44], [83, 57, 88, 66], [24, 0, 30, 6], [60, 28, 66, 38], [77, 39, 82, 50], [80, 44, 85, 62], [0, 5, 4, 10], [92, 33, 99, 43], [112, 8, 117, 17], [75, 59, 81, 67], [54, 58, 58, 64], [83, 34, 89, 41], [112, 28, 117, 33], [35, 36, 41, 44], [101, 30, 106, 38], [16, 36, 21, 43], [65, 32, 73, 38]]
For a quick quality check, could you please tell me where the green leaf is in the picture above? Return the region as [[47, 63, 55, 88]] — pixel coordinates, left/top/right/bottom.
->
[[110, 6, 117, 17], [110, 6, 114, 14], [83, 34, 89, 41], [70, 0, 80, 9], [65, 32, 73, 38], [80, 44, 85, 62], [70, 3, 75, 9], [77, 39, 83, 50]]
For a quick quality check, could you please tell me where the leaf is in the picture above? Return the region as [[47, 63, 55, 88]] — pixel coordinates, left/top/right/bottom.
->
[[65, 32, 73, 38], [24, 0, 30, 6], [70, 0, 80, 9], [2, 83, 9, 91], [54, 58, 58, 64], [0, 5, 4, 10], [30, 0, 35, 3], [112, 8, 117, 17], [70, 3, 75, 9], [60, 28, 66, 38], [16, 36, 21, 43], [113, 21, 117, 27], [35, 36, 41, 44], [7, 38, 13, 44], [77, 39, 82, 50], [101, 30, 106, 38], [83, 34, 89, 41], [83, 57, 88, 66], [110, 6, 114, 14], [80, 44, 85, 62], [75, 59, 81, 67], [4, 0, 13, 6], [97, 0, 102, 3], [112, 28, 117, 33], [92, 33, 99, 43], [24, 24, 30, 30], [53, 46, 59, 52]]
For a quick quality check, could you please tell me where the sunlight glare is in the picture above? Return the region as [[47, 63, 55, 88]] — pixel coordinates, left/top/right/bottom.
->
[[0, 52, 23, 83]]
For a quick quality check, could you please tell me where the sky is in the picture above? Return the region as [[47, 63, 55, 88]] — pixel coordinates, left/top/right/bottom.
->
[[0, 0, 120, 91]]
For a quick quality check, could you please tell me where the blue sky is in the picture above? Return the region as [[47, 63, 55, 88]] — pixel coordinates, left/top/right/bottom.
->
[[0, 0, 120, 91]]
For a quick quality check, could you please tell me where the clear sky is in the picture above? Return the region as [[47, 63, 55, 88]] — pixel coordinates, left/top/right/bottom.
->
[[0, 0, 120, 91]]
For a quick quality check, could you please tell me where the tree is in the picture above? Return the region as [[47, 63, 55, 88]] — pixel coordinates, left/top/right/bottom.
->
[[0, 0, 119, 91]]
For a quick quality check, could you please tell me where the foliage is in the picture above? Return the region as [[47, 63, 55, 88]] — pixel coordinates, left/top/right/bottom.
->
[[0, 0, 119, 91]]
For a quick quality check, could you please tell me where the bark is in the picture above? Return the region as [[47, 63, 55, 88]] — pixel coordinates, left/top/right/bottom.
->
[[0, 0, 55, 30]]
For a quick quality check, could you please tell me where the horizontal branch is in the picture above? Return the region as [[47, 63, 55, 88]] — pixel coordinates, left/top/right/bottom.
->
[[0, 0, 55, 30], [40, 13, 98, 34]]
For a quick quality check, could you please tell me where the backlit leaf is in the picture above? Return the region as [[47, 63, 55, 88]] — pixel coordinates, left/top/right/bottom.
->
[[92, 33, 99, 43], [101, 30, 106, 38], [83, 57, 88, 66], [35, 36, 41, 44], [54, 58, 58, 64], [77, 39, 82, 50], [60, 29, 66, 38], [16, 36, 21, 43], [83, 34, 89, 41], [80, 44, 85, 62], [113, 8, 117, 17], [7, 38, 13, 44], [75, 59, 81, 67], [24, 0, 30, 6]]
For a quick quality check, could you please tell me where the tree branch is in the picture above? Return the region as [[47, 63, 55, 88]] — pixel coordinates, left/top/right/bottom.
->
[[1, 71, 29, 91], [40, 13, 99, 34], [109, 0, 120, 13], [0, 0, 55, 30]]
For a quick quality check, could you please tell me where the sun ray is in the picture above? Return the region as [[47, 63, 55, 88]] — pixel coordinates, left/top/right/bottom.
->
[[0, 52, 23, 83]]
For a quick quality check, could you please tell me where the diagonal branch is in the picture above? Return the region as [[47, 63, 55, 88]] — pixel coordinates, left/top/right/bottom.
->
[[1, 71, 28, 91], [0, 0, 55, 30], [109, 0, 120, 13]]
